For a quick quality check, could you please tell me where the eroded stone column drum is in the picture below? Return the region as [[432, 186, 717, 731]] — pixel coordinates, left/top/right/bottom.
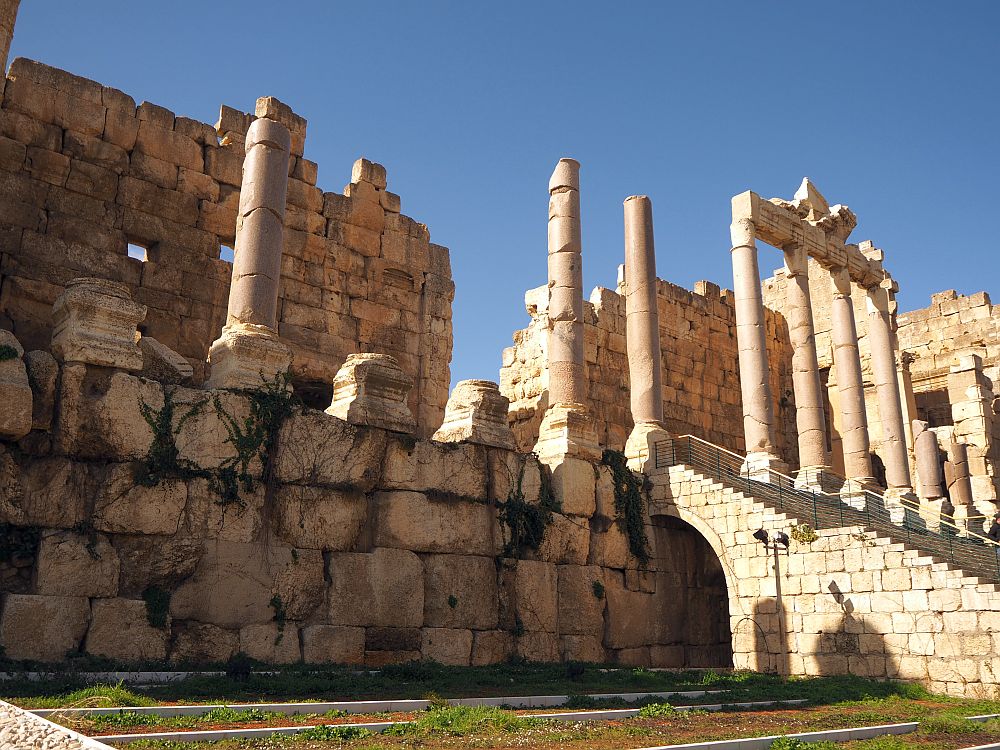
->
[[914, 420, 944, 500], [623, 195, 663, 427], [829, 268, 873, 482], [730, 218, 778, 457]]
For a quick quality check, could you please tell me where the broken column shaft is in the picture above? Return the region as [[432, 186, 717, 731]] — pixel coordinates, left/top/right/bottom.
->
[[829, 267, 874, 485], [782, 244, 828, 481], [623, 195, 669, 468], [206, 108, 292, 389]]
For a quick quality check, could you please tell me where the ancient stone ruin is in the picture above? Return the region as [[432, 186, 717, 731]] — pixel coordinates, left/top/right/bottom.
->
[[4, 2, 1000, 699]]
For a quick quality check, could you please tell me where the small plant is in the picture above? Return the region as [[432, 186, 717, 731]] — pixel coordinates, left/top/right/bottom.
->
[[225, 652, 255, 681], [0, 344, 17, 361], [447, 594, 458, 609], [423, 691, 451, 710], [637, 701, 677, 718], [591, 580, 605, 599], [601, 449, 650, 564], [141, 586, 170, 628], [298, 724, 375, 740], [269, 594, 287, 645], [790, 523, 818, 545], [851, 531, 878, 548]]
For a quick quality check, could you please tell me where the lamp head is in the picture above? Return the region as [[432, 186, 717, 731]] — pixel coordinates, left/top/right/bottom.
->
[[773, 531, 790, 549], [752, 529, 769, 545]]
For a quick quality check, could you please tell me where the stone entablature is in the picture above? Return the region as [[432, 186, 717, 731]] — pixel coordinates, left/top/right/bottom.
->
[[0, 58, 453, 434]]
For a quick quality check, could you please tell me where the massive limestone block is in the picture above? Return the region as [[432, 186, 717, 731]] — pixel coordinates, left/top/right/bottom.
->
[[557, 565, 606, 636], [23, 349, 57, 431], [423, 554, 499, 630], [84, 598, 169, 662], [326, 353, 416, 434], [0, 330, 31, 439], [170, 541, 323, 627], [487, 450, 542, 504], [373, 491, 497, 556], [50, 278, 146, 371], [240, 622, 301, 664], [173, 389, 255, 471], [603, 573, 655, 649], [93, 463, 186, 535], [327, 547, 424, 627], [561, 634, 605, 663], [35, 530, 119, 598], [382, 437, 487, 498], [532, 513, 590, 566], [138, 336, 194, 385], [273, 485, 367, 550], [548, 456, 597, 517], [517, 631, 560, 661], [500, 559, 557, 633], [421, 627, 473, 666], [274, 409, 387, 491], [113, 535, 202, 596], [302, 625, 366, 664], [1, 456, 93, 529], [170, 622, 238, 663], [54, 365, 160, 461], [471, 630, 514, 665], [0, 594, 90, 662], [432, 380, 515, 449], [184, 481, 263, 543]]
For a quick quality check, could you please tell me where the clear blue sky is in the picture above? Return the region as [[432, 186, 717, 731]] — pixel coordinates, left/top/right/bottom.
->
[[12, 2, 999, 387]]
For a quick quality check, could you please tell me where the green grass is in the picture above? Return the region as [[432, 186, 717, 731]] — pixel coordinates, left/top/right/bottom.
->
[[29, 682, 157, 709], [385, 705, 540, 736]]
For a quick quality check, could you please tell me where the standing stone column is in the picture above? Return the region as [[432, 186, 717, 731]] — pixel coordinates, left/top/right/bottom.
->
[[623, 195, 669, 469], [0, 0, 20, 73], [945, 439, 974, 533], [534, 158, 599, 463], [731, 216, 785, 477], [829, 266, 874, 487], [206, 107, 292, 389], [782, 244, 828, 484], [914, 420, 946, 529], [866, 281, 914, 497]]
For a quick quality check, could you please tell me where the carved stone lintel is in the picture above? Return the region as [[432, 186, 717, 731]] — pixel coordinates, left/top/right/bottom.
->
[[433, 379, 515, 449], [51, 277, 146, 371], [205, 323, 291, 390], [534, 401, 600, 464], [326, 353, 415, 434]]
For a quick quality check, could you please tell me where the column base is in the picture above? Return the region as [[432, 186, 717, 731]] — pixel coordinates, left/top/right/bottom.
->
[[917, 496, 953, 533], [839, 476, 877, 511], [794, 465, 830, 490], [740, 452, 788, 483], [882, 486, 917, 525], [624, 421, 670, 472], [533, 402, 600, 464], [205, 323, 291, 390]]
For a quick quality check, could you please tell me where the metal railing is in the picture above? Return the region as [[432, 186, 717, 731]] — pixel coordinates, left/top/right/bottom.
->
[[653, 434, 1000, 583]]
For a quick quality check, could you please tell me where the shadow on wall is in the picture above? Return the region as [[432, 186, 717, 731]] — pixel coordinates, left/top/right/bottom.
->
[[735, 576, 898, 679]]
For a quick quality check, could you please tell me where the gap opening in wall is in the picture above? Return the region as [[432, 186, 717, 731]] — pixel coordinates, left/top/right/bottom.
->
[[127, 243, 148, 262], [220, 244, 235, 264]]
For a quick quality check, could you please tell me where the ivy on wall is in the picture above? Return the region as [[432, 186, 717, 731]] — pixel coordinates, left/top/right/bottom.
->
[[497, 456, 560, 557], [601, 449, 651, 566]]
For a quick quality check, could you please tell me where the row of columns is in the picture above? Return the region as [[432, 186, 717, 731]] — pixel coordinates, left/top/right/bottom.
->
[[729, 218, 915, 499]]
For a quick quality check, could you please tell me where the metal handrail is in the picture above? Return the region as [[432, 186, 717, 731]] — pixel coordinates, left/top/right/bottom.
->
[[652, 435, 1000, 583]]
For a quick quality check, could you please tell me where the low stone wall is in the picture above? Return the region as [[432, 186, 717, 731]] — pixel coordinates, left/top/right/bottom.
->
[[652, 464, 1000, 698], [0, 362, 729, 668]]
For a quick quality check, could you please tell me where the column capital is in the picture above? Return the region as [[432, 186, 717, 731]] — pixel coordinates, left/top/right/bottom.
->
[[829, 265, 853, 297], [865, 284, 890, 314], [730, 217, 756, 249], [782, 242, 809, 277]]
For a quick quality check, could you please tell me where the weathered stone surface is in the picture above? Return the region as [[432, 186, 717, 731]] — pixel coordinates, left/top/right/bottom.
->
[[501, 559, 557, 633], [557, 565, 606, 636], [432, 380, 515, 449], [240, 622, 301, 664], [487, 450, 542, 504], [274, 410, 387, 492], [170, 541, 323, 627], [85, 598, 169, 662], [0, 594, 90, 662], [471, 630, 514, 665], [548, 456, 597, 517], [373, 491, 496, 555], [517, 631, 560, 662], [23, 349, 57, 431], [327, 548, 423, 627], [93, 463, 186, 535], [382, 438, 487, 498], [170, 622, 238, 664], [327, 353, 415, 433], [35, 530, 119, 597], [422, 627, 473, 666], [113, 535, 202, 595], [533, 512, 590, 565], [206, 324, 291, 391], [0, 455, 91, 529], [603, 573, 654, 649], [366, 626, 421, 652], [423, 554, 498, 629], [0, 330, 31, 439], [273, 485, 367, 551], [561, 634, 605, 663], [302, 625, 365, 664], [50, 278, 146, 370], [138, 336, 194, 384], [183, 481, 262, 542]]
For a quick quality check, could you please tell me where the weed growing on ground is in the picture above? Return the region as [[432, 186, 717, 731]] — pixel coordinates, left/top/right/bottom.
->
[[298, 724, 376, 740], [637, 702, 676, 718], [386, 705, 540, 736]]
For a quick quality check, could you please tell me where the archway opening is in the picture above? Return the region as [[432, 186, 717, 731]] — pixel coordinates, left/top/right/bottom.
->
[[650, 514, 733, 668]]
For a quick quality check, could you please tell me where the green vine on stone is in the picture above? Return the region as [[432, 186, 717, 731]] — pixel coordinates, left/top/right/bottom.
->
[[601, 449, 650, 566], [497, 457, 561, 557], [270, 594, 287, 645], [142, 586, 171, 628], [591, 580, 605, 600], [0, 345, 18, 362]]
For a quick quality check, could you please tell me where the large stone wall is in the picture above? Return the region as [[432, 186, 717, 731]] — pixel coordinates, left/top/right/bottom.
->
[[0, 59, 453, 433], [0, 360, 730, 668], [652, 463, 1000, 699], [501, 276, 796, 462]]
